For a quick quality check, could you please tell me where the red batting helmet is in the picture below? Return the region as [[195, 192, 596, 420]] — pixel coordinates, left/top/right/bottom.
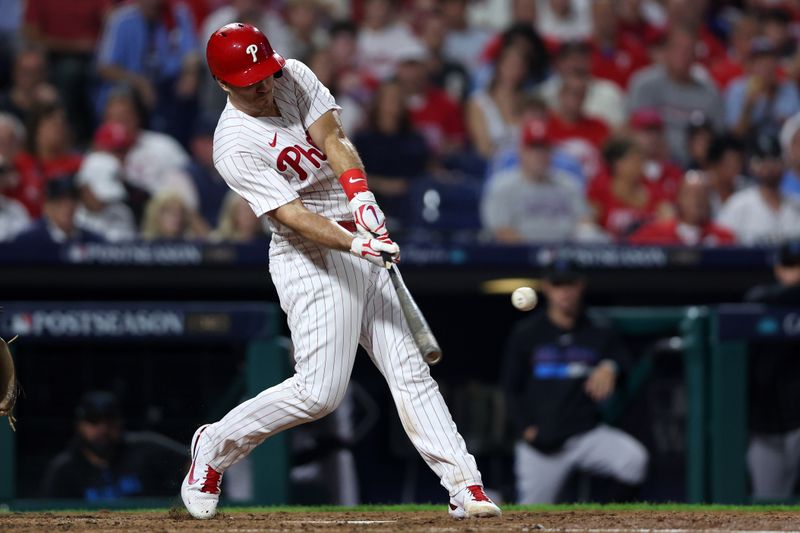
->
[[206, 23, 286, 87]]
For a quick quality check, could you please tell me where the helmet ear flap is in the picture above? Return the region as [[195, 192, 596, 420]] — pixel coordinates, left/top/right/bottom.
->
[[273, 69, 283, 79]]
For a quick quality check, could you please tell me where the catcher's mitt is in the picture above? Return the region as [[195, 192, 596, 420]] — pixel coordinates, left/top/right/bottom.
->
[[0, 335, 18, 431]]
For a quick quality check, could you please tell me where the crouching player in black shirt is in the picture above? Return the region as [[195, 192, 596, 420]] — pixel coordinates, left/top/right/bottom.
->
[[502, 259, 648, 503]]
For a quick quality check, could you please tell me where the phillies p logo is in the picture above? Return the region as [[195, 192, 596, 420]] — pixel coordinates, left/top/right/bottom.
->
[[246, 44, 258, 63]]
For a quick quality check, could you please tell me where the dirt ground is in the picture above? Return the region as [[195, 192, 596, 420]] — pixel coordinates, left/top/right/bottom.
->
[[2, 510, 800, 533]]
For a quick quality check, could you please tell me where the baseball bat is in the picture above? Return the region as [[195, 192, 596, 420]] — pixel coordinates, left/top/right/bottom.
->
[[384, 261, 442, 365]]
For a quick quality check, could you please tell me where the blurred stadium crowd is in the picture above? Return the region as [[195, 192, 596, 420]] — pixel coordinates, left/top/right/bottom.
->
[[1, 0, 800, 247]]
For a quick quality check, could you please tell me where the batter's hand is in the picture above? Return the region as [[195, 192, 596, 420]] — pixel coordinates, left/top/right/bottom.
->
[[584, 361, 616, 402], [349, 191, 391, 242], [350, 237, 400, 268]]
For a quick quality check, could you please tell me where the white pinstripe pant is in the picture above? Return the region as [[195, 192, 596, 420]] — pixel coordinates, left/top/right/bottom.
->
[[203, 238, 482, 496]]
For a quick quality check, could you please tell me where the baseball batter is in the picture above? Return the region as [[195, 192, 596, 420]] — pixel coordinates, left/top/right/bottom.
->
[[180, 23, 501, 520]]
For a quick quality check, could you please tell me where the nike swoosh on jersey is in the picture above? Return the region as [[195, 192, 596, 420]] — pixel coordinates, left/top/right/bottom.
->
[[269, 133, 278, 147]]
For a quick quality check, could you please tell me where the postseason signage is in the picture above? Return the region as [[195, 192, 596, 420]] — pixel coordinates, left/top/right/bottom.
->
[[0, 242, 776, 269], [0, 302, 275, 341]]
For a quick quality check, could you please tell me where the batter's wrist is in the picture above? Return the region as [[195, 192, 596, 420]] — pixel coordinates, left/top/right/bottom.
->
[[339, 168, 369, 200]]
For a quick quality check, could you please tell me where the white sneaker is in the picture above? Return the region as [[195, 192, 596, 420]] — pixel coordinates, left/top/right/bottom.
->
[[180, 424, 223, 519], [448, 485, 502, 519]]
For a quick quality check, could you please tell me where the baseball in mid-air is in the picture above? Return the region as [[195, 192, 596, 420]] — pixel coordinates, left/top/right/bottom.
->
[[511, 287, 538, 311]]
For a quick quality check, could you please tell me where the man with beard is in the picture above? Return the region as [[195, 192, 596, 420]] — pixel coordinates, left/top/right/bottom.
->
[[40, 391, 186, 500]]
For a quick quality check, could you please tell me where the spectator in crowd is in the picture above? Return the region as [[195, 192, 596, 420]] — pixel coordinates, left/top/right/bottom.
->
[[17, 103, 83, 184], [539, 41, 626, 128], [779, 111, 800, 201], [326, 21, 375, 106], [502, 257, 648, 503], [307, 47, 366, 135], [22, 0, 112, 142], [710, 12, 759, 91], [0, 112, 37, 216], [13, 176, 104, 248], [170, 119, 230, 228], [547, 72, 611, 180], [726, 38, 800, 142], [0, 0, 22, 91], [628, 25, 724, 166], [744, 241, 800, 500], [589, 137, 674, 239], [96, 0, 200, 144], [704, 134, 745, 215], [0, 160, 30, 242], [466, 43, 527, 160], [200, 0, 293, 120], [74, 151, 137, 242], [40, 391, 187, 500], [353, 79, 429, 226], [0, 45, 58, 123], [440, 0, 493, 79], [357, 0, 420, 81], [419, 9, 470, 105], [664, 0, 725, 67], [393, 40, 466, 157], [718, 134, 800, 245], [628, 108, 682, 202], [480, 118, 601, 243], [628, 170, 736, 246], [685, 112, 716, 170], [535, 0, 593, 45], [616, 0, 665, 47], [140, 192, 205, 241], [210, 191, 268, 243], [282, 0, 330, 63], [589, 0, 650, 89], [102, 88, 198, 215], [760, 4, 796, 60]]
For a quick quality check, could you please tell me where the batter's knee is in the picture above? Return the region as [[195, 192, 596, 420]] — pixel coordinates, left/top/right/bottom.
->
[[303, 389, 344, 420]]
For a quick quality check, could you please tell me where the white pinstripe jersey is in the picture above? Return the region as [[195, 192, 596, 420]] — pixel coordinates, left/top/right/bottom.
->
[[212, 59, 350, 238]]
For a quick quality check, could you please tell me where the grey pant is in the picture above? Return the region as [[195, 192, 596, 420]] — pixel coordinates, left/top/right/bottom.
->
[[748, 428, 800, 500], [514, 424, 649, 504]]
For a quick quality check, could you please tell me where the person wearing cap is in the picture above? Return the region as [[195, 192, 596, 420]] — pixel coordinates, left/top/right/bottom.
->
[[502, 258, 648, 503], [744, 241, 800, 499], [627, 170, 736, 246], [717, 134, 800, 245], [74, 151, 137, 242], [95, 0, 200, 143], [481, 117, 603, 244], [725, 37, 800, 142], [629, 107, 683, 202], [199, 1, 292, 120], [628, 25, 724, 166], [12, 175, 105, 250], [40, 391, 187, 500]]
